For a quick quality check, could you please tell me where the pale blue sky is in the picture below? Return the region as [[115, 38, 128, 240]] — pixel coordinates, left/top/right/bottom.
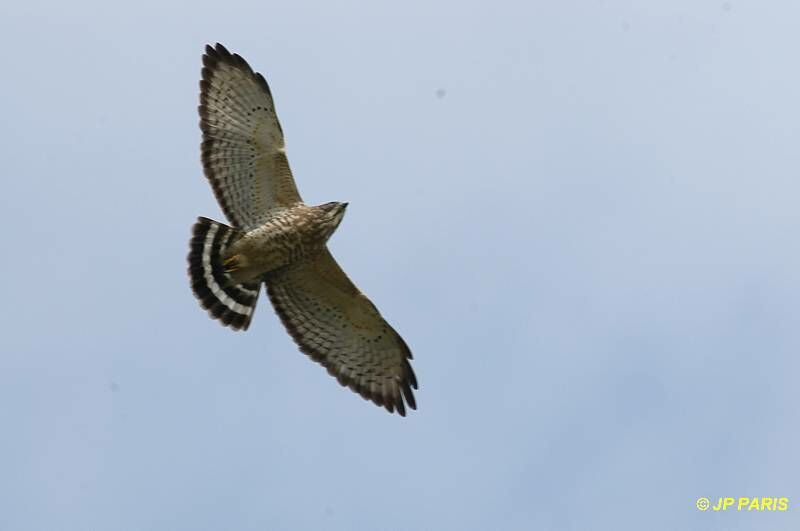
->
[[1, 1, 798, 530]]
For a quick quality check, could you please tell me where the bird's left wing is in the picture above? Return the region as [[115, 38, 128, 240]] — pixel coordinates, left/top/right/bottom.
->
[[200, 43, 302, 229], [265, 248, 418, 415]]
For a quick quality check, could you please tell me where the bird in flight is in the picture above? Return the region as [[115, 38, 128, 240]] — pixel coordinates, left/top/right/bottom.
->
[[187, 44, 417, 416]]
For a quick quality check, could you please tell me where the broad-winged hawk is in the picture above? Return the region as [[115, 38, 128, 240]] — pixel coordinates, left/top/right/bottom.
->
[[187, 44, 417, 416]]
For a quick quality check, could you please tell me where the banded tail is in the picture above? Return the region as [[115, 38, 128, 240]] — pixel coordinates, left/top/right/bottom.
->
[[188, 217, 260, 330]]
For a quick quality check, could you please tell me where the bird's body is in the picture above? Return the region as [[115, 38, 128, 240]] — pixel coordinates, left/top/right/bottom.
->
[[187, 44, 417, 416], [222, 202, 347, 284]]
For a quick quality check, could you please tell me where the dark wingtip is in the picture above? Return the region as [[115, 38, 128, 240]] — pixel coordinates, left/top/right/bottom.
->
[[205, 43, 230, 58]]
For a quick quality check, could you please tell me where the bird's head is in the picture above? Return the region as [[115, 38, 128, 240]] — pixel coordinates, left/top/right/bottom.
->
[[316, 201, 348, 239]]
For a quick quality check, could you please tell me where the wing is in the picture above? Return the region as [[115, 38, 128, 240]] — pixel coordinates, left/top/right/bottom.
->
[[265, 248, 418, 416], [199, 43, 302, 230]]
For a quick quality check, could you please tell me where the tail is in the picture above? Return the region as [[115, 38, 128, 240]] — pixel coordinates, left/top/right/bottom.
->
[[188, 217, 260, 331]]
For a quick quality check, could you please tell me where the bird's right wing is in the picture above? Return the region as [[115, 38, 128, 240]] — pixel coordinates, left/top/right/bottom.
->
[[200, 43, 302, 230], [265, 248, 418, 416]]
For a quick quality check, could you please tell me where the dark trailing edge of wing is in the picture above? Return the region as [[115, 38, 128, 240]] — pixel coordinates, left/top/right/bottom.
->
[[197, 43, 279, 228], [266, 281, 418, 416]]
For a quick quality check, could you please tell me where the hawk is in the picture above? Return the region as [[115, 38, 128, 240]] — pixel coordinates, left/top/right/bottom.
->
[[187, 44, 417, 416]]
